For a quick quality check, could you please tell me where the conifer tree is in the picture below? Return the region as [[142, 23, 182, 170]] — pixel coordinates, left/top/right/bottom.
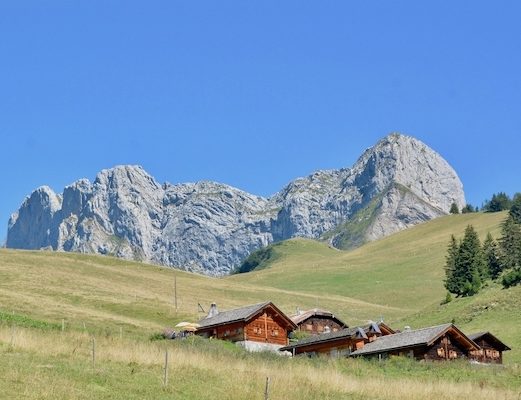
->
[[446, 225, 488, 296], [510, 193, 521, 224], [444, 235, 460, 294], [449, 203, 459, 214], [498, 214, 521, 271], [483, 232, 501, 279]]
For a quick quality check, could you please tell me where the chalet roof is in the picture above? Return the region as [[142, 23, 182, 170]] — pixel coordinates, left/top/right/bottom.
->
[[467, 332, 511, 351], [351, 323, 479, 356], [280, 325, 372, 352], [197, 301, 296, 330], [290, 308, 348, 327]]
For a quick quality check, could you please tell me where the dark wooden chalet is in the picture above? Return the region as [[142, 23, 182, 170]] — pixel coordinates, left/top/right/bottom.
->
[[350, 323, 480, 361], [196, 302, 297, 351], [468, 332, 511, 364], [280, 322, 394, 357], [290, 308, 348, 335]]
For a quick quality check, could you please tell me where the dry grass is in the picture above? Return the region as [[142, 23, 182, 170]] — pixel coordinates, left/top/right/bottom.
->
[[1, 326, 519, 400]]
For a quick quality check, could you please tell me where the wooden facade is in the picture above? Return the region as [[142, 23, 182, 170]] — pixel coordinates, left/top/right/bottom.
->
[[244, 312, 290, 346], [290, 309, 347, 335], [468, 332, 511, 364]]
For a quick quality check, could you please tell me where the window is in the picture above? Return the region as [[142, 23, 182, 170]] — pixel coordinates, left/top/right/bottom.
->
[[271, 329, 279, 337], [449, 350, 457, 359], [437, 348, 445, 357]]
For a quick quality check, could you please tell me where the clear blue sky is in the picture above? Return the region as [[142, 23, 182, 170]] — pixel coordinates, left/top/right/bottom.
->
[[1, 1, 520, 243]]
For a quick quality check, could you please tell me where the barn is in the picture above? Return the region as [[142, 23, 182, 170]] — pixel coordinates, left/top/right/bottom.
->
[[196, 302, 297, 352]]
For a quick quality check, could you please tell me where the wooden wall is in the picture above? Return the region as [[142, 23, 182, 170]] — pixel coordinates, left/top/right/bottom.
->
[[470, 338, 503, 364], [297, 316, 344, 335], [294, 338, 366, 356], [245, 311, 289, 346]]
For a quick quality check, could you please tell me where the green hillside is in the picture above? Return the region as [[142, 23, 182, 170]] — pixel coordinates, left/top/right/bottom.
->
[[1, 211, 521, 399], [229, 212, 506, 315]]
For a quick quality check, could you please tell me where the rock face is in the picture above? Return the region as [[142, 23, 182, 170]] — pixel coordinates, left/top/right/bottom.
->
[[7, 134, 465, 275]]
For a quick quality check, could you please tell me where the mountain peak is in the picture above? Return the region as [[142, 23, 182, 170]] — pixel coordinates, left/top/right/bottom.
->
[[7, 134, 464, 275]]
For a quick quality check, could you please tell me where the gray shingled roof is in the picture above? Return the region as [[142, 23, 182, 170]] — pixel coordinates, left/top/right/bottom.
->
[[290, 308, 348, 327], [468, 332, 511, 351], [351, 323, 454, 356], [198, 302, 269, 328], [280, 325, 373, 352]]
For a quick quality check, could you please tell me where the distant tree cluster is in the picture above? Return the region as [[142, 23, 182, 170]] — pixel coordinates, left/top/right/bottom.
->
[[449, 202, 478, 214], [482, 192, 521, 213], [444, 195, 521, 296]]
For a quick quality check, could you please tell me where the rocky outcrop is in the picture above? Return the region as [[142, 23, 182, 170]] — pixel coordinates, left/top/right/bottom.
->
[[7, 133, 465, 275]]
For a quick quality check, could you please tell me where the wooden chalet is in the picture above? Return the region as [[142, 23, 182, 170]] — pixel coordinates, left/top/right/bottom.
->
[[468, 332, 511, 364], [196, 302, 297, 352], [350, 323, 480, 361], [290, 308, 348, 335], [280, 322, 394, 357]]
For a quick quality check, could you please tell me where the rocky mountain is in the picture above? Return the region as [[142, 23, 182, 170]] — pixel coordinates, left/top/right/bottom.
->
[[7, 133, 465, 275]]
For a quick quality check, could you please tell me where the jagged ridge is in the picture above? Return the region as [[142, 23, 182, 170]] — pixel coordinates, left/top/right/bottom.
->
[[7, 133, 465, 275]]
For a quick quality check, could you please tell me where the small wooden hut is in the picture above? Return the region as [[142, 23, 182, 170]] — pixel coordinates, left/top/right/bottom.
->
[[196, 302, 297, 352], [468, 332, 511, 364]]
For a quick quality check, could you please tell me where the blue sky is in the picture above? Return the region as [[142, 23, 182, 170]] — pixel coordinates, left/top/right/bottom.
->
[[1, 1, 520, 242]]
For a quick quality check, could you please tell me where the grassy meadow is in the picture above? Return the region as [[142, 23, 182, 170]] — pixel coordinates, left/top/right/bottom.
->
[[1, 211, 520, 399]]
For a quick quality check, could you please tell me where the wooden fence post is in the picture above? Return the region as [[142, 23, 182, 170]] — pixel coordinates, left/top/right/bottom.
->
[[10, 326, 15, 347], [62, 319, 65, 332], [163, 348, 169, 386], [91, 337, 96, 367], [264, 376, 270, 400]]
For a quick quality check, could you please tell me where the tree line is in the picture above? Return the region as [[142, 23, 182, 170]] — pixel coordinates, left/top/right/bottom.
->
[[444, 195, 521, 297], [449, 191, 520, 214]]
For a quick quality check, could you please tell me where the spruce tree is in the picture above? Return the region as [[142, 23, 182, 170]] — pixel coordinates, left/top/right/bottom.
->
[[449, 203, 460, 214], [483, 232, 501, 279], [498, 214, 521, 271], [444, 235, 460, 294], [454, 225, 485, 296], [510, 193, 521, 224]]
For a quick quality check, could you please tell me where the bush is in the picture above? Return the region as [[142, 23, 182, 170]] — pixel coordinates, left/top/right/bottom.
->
[[501, 269, 521, 288]]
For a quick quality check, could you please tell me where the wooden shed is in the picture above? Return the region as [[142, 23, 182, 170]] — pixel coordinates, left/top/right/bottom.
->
[[468, 332, 511, 364], [290, 308, 348, 335], [350, 323, 480, 361], [196, 302, 297, 352]]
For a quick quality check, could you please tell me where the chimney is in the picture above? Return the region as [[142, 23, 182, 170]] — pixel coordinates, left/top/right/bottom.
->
[[207, 302, 218, 319]]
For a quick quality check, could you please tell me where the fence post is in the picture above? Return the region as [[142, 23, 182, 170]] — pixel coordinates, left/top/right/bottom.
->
[[264, 376, 270, 400], [91, 337, 96, 367], [62, 319, 65, 332], [163, 348, 169, 386]]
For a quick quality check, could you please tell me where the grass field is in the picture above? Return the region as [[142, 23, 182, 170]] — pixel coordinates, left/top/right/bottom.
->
[[1, 211, 520, 399]]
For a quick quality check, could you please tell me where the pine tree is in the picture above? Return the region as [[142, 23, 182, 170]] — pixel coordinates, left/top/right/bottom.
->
[[498, 214, 521, 271], [444, 235, 460, 294], [449, 203, 460, 214], [454, 225, 485, 296], [510, 193, 521, 224], [484, 192, 512, 212], [461, 204, 475, 214], [483, 232, 501, 279]]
